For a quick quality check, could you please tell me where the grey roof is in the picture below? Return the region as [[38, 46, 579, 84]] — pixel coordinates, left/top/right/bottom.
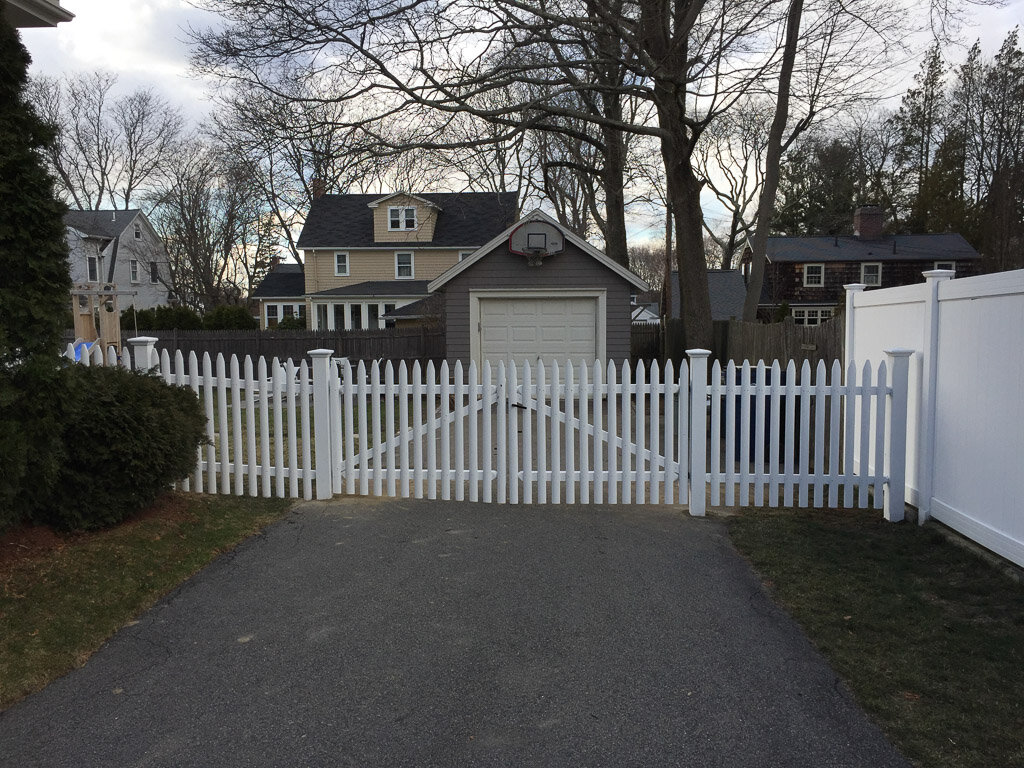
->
[[311, 280, 429, 298], [383, 294, 442, 320], [669, 270, 747, 321], [296, 192, 519, 249], [64, 209, 141, 240], [765, 233, 980, 263], [251, 264, 305, 298]]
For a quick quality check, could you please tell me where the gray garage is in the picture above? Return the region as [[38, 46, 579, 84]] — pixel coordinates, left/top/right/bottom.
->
[[429, 210, 649, 367]]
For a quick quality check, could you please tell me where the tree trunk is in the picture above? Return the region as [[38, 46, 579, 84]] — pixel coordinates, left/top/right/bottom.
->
[[742, 0, 804, 322]]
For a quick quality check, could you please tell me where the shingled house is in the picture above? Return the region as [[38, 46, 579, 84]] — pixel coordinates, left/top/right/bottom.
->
[[252, 191, 519, 330], [742, 206, 981, 325]]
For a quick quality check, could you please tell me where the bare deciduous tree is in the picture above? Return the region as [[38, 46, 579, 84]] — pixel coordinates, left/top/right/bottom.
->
[[29, 71, 183, 210]]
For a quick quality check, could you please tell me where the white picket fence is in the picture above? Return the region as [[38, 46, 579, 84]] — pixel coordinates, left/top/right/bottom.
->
[[66, 337, 912, 519]]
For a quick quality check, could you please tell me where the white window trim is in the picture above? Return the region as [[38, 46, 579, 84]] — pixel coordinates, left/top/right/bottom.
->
[[468, 288, 607, 368], [129, 259, 140, 283], [395, 251, 415, 279], [803, 263, 824, 288], [860, 262, 882, 286], [334, 251, 349, 276], [934, 261, 955, 272], [388, 206, 417, 231], [265, 304, 279, 328]]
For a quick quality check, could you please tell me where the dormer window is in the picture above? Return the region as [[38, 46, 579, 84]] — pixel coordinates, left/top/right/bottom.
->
[[133, 224, 142, 240], [389, 206, 417, 231]]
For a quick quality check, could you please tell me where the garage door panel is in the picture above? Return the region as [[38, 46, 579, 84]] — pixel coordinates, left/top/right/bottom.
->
[[478, 295, 598, 366]]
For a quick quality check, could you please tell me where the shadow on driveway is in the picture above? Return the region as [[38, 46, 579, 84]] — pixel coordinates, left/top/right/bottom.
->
[[0, 499, 908, 768]]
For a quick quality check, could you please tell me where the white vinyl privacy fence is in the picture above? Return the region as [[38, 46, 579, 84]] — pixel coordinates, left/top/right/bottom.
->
[[847, 269, 1024, 566], [68, 337, 912, 519]]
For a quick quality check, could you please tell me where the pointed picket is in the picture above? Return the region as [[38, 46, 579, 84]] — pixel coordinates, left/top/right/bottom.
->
[[398, 362, 410, 498], [783, 360, 796, 507], [843, 361, 857, 508], [565, 361, 576, 504], [439, 360, 452, 501], [426, 361, 438, 500], [412, 361, 424, 499], [648, 360, 661, 504], [620, 360, 632, 504], [522, 361, 533, 503], [739, 361, 752, 506], [753, 361, 766, 507], [357, 360, 369, 496], [828, 360, 842, 508], [579, 361, 591, 504], [203, 353, 217, 493], [858, 360, 873, 508], [550, 361, 561, 504], [635, 360, 646, 504], [606, 360, 618, 504], [724, 361, 736, 507], [508, 361, 520, 504], [495, 361, 506, 504], [467, 361, 478, 502], [592, 361, 604, 504], [189, 351, 204, 493], [286, 359, 299, 498], [709, 360, 722, 506], [385, 361, 396, 497], [813, 360, 827, 507], [370, 361, 383, 496], [872, 359, 888, 510], [481, 361, 493, 503], [300, 360, 313, 500], [272, 358, 285, 498], [454, 361, 466, 502], [536, 361, 548, 504], [769, 361, 781, 507], [231, 355, 244, 496]]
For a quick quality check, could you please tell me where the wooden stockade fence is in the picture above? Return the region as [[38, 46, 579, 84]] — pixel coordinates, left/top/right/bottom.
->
[[711, 316, 844, 367], [64, 327, 446, 365], [630, 323, 662, 363], [66, 337, 912, 521]]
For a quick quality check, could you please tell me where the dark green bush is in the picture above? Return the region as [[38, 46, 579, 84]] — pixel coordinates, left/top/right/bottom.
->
[[0, 13, 71, 530], [203, 304, 259, 330], [273, 315, 307, 330], [122, 305, 202, 331], [38, 365, 207, 531]]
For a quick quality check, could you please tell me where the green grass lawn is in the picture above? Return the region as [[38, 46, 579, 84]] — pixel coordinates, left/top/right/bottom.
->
[[0, 493, 292, 710], [727, 507, 1024, 768]]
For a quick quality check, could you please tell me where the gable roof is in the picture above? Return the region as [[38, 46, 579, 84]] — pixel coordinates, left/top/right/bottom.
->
[[64, 209, 142, 241], [367, 192, 441, 210], [296, 191, 519, 249], [251, 263, 305, 298], [669, 269, 747, 321], [428, 209, 649, 292], [763, 233, 980, 263]]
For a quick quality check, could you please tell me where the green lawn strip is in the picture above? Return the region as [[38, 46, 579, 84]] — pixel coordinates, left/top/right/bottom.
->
[[727, 508, 1024, 768], [0, 494, 292, 710]]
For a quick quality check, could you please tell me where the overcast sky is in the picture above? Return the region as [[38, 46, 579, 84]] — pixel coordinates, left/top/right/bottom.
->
[[20, 0, 1024, 121], [17, 0, 1024, 239]]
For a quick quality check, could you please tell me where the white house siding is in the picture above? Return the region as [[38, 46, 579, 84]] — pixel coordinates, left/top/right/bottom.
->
[[66, 214, 170, 310]]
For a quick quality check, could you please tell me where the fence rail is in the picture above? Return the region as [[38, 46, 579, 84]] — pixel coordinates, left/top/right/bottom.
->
[[66, 337, 910, 520]]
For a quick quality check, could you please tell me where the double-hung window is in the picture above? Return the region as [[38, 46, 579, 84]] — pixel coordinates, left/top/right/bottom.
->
[[150, 263, 159, 284], [266, 304, 279, 328], [395, 251, 414, 279], [389, 206, 417, 231], [334, 251, 349, 276], [130, 259, 140, 283], [861, 262, 882, 286], [793, 307, 833, 327], [803, 263, 824, 287], [87, 255, 99, 282], [133, 224, 142, 240]]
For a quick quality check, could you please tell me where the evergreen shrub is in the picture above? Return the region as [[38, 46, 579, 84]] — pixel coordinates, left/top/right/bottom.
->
[[39, 365, 206, 531], [203, 305, 259, 330]]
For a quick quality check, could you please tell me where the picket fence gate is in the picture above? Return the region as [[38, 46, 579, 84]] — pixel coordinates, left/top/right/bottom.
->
[[67, 337, 912, 520]]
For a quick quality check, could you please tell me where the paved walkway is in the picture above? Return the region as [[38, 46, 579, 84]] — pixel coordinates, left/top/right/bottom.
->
[[0, 499, 908, 768]]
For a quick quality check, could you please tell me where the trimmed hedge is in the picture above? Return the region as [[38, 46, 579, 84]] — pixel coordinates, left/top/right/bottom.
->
[[122, 305, 203, 331], [37, 365, 207, 531], [203, 304, 259, 330]]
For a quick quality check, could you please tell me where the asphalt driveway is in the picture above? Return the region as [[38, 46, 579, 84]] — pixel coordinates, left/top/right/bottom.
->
[[0, 499, 908, 768]]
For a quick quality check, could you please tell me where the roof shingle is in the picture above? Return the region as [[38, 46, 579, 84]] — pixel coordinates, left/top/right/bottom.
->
[[296, 192, 519, 249]]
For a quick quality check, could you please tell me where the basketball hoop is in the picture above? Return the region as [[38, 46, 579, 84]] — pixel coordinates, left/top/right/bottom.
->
[[508, 219, 565, 267]]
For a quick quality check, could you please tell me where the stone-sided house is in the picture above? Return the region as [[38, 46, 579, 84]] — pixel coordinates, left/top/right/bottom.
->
[[429, 209, 649, 366], [65, 209, 172, 310], [252, 191, 519, 330], [742, 206, 982, 324]]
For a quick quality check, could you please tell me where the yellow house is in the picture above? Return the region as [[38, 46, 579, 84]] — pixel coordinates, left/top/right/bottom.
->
[[254, 191, 519, 330]]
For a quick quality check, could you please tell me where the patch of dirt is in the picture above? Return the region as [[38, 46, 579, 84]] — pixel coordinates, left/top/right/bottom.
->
[[0, 493, 196, 573], [0, 525, 68, 572]]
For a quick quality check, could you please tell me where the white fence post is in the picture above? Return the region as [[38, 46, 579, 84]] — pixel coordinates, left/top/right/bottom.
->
[[309, 349, 336, 500], [843, 284, 866, 373], [687, 349, 711, 517], [127, 336, 158, 372], [917, 269, 954, 524], [884, 348, 913, 522]]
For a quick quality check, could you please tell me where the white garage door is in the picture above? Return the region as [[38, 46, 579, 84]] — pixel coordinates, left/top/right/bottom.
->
[[478, 295, 599, 367]]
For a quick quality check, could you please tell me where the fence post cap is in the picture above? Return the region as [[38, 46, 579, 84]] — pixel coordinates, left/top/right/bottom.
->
[[884, 348, 915, 358], [127, 336, 158, 345], [685, 348, 712, 358], [843, 283, 867, 293], [922, 269, 955, 280], [308, 348, 334, 358]]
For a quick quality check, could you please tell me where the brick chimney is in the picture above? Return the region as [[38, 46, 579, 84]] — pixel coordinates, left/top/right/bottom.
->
[[853, 205, 884, 240], [310, 177, 326, 199]]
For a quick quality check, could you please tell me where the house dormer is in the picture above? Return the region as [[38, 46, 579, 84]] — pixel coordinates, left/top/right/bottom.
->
[[367, 192, 442, 243]]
